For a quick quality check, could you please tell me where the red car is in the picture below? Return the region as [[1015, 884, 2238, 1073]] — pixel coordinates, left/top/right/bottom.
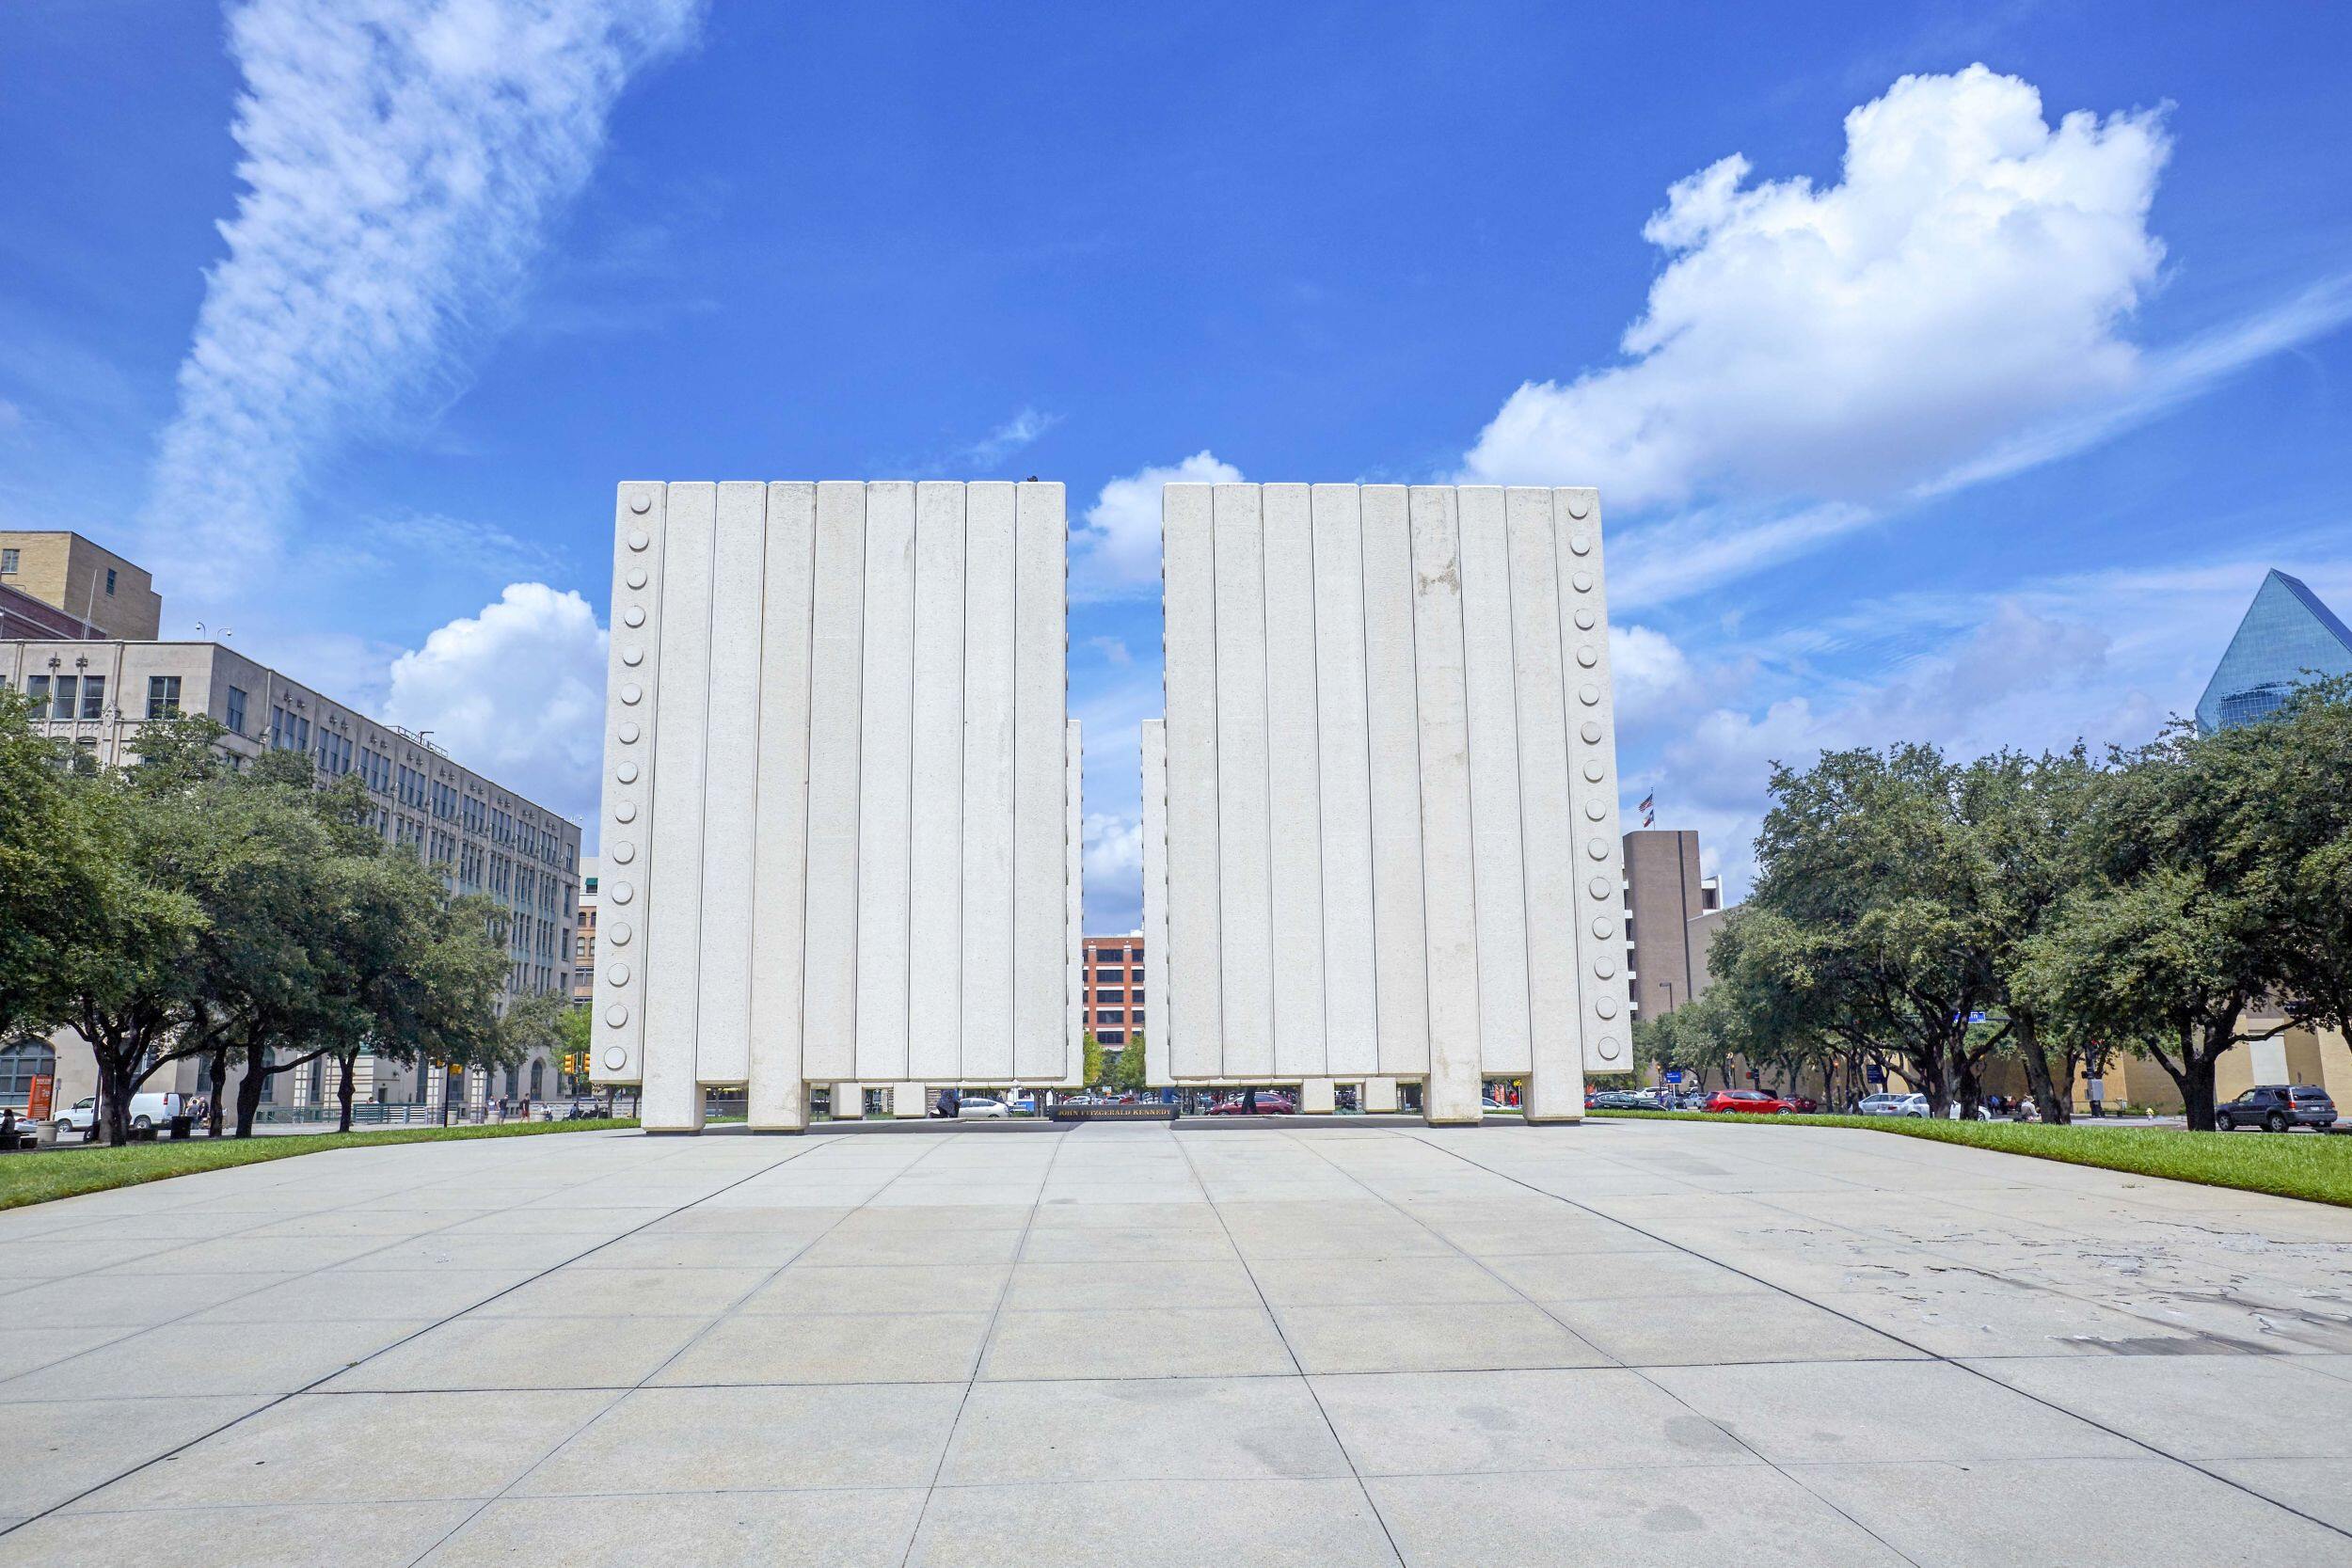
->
[[1702, 1089, 1801, 1115], [1209, 1092, 1295, 1116]]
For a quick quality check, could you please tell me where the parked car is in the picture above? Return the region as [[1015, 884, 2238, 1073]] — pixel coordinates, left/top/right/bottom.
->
[[2214, 1085, 2337, 1133], [1701, 1089, 1800, 1115], [1855, 1093, 1931, 1117], [955, 1097, 1011, 1119], [52, 1092, 181, 1138], [1208, 1092, 1295, 1116], [1590, 1089, 1661, 1111]]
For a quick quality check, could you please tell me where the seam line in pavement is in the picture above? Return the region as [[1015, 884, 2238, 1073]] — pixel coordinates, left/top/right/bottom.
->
[[1171, 1125, 1411, 1568], [1405, 1126, 2352, 1544], [0, 1131, 839, 1543]]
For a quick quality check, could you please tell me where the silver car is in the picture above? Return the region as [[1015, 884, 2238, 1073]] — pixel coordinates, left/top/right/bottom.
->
[[1855, 1093, 1929, 1117]]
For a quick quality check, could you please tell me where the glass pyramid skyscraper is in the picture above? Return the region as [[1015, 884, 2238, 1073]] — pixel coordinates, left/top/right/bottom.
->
[[2195, 569, 2352, 733]]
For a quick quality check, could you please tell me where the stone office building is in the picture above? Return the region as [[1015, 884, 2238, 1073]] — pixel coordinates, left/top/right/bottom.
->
[[0, 635, 582, 1117]]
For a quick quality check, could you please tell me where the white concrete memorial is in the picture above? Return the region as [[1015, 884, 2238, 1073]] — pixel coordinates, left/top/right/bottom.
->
[[1145, 483, 1628, 1124], [594, 481, 1080, 1132]]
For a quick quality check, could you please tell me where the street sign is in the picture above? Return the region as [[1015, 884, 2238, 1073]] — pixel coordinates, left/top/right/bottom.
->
[[25, 1075, 53, 1122], [1664, 1069, 1684, 1085], [1865, 1063, 1886, 1084]]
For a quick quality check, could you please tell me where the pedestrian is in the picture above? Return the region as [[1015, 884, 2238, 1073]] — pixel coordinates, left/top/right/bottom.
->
[[1242, 1086, 1257, 1115], [0, 1107, 15, 1152]]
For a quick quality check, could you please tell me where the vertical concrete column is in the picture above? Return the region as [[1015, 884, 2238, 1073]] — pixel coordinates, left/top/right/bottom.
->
[[594, 483, 665, 1093], [1408, 486, 1483, 1126], [1557, 489, 1631, 1076], [642, 482, 716, 1133], [961, 483, 1017, 1082], [1213, 483, 1274, 1081], [1162, 485, 1223, 1080], [1263, 483, 1327, 1083], [1360, 485, 1430, 1084], [1456, 486, 1533, 1082], [697, 483, 767, 1088], [893, 1082, 927, 1118], [908, 483, 966, 1085], [749, 483, 817, 1131], [1010, 482, 1068, 1080], [1311, 485, 1378, 1081], [856, 483, 916, 1085], [802, 483, 866, 1084], [1301, 1078, 1337, 1115], [1064, 719, 1085, 1089], [833, 1082, 863, 1120], [1506, 488, 1584, 1121], [1364, 1076, 1399, 1114], [1140, 720, 1171, 1088]]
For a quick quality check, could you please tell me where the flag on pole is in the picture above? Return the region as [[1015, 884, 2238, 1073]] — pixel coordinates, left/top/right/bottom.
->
[[1638, 792, 1655, 827]]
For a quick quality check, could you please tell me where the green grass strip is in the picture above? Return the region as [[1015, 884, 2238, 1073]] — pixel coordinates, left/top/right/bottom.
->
[[0, 1118, 640, 1212], [1592, 1109, 2352, 1209]]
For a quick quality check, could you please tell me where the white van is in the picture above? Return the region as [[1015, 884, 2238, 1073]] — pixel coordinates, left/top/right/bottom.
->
[[53, 1092, 182, 1137]]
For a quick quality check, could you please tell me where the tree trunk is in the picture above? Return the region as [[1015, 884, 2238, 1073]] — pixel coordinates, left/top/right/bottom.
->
[[336, 1053, 356, 1133], [235, 1048, 268, 1138], [96, 1051, 135, 1148], [2013, 1013, 2067, 1124], [206, 1041, 230, 1137]]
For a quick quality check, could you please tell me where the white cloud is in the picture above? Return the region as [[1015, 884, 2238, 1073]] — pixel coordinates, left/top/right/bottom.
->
[[143, 0, 700, 602], [1071, 451, 1243, 602], [961, 407, 1060, 468], [383, 582, 608, 826], [1462, 66, 2171, 509], [1610, 623, 1700, 717]]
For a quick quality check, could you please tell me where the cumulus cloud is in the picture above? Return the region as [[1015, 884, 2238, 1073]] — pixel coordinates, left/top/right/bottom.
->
[[143, 0, 700, 601], [1461, 66, 2171, 508], [383, 582, 608, 825], [1071, 451, 1243, 602]]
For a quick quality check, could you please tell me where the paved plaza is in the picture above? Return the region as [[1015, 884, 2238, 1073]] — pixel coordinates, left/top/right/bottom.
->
[[1, 1119, 2349, 1565]]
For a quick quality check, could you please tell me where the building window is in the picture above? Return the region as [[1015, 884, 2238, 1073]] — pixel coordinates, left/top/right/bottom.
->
[[0, 548, 16, 573], [0, 1038, 56, 1108], [24, 674, 47, 710], [78, 674, 103, 720], [226, 686, 246, 735], [105, 568, 117, 595], [146, 675, 182, 720], [48, 674, 76, 721]]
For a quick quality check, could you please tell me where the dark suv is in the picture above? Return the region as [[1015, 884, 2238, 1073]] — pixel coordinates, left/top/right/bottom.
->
[[2214, 1085, 2337, 1133]]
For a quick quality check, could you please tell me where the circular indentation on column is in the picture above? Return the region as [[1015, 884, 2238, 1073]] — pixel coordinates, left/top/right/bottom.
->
[[1579, 685, 1600, 706], [602, 1047, 628, 1070], [1572, 570, 1595, 593], [1570, 532, 1592, 556], [629, 493, 653, 515], [1592, 916, 1615, 940], [1583, 761, 1605, 783], [1589, 876, 1613, 899], [604, 1005, 628, 1027], [1594, 958, 1617, 980], [1565, 492, 1593, 520], [618, 721, 641, 745], [1576, 646, 1598, 668], [1585, 800, 1607, 821], [611, 841, 635, 864], [626, 568, 648, 590], [606, 963, 630, 987], [608, 921, 631, 944], [1597, 1036, 1622, 1062], [613, 801, 637, 824], [621, 684, 643, 705], [1587, 837, 1609, 861], [615, 762, 639, 784], [1574, 608, 1597, 631], [1580, 721, 1602, 744], [610, 881, 634, 906], [622, 646, 644, 668], [628, 530, 650, 551], [623, 607, 645, 628], [1597, 995, 1620, 1019]]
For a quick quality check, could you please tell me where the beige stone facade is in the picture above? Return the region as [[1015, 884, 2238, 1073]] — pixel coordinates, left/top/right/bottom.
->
[[0, 531, 160, 641]]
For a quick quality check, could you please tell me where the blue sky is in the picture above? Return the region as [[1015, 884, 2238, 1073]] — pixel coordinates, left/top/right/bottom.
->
[[5, 0, 2350, 931]]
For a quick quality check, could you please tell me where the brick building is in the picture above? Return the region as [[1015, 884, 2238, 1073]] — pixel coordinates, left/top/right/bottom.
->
[[1082, 933, 1145, 1048]]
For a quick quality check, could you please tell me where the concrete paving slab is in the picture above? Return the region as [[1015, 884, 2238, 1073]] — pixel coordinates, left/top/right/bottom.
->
[[1273, 1301, 1609, 1374], [0, 1499, 478, 1568], [940, 1376, 1349, 1484], [903, 1478, 1400, 1567], [739, 1263, 1011, 1315], [1546, 1290, 1923, 1366], [516, 1383, 963, 1495], [978, 1307, 1292, 1380], [0, 1394, 268, 1519], [326, 1314, 709, 1392], [2, 1318, 433, 1400], [1965, 1353, 2352, 1458], [420, 1488, 928, 1567], [1313, 1367, 1755, 1474], [1000, 1259, 1261, 1310], [651, 1309, 991, 1386]]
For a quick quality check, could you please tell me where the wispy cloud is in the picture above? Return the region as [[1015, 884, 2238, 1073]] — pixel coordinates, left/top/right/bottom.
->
[[960, 406, 1060, 468], [141, 0, 701, 605]]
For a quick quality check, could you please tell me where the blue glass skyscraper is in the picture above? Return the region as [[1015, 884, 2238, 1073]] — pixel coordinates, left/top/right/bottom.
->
[[2195, 570, 2352, 733]]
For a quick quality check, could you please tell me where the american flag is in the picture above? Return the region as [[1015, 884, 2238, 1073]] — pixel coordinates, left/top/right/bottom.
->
[[1639, 792, 1655, 827]]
